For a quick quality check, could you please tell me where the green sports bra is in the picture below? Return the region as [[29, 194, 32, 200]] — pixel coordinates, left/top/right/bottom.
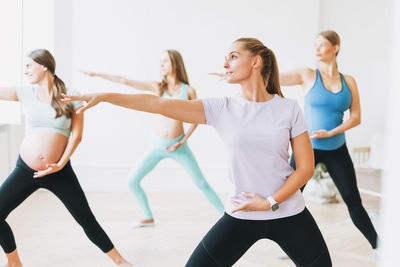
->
[[15, 85, 83, 137], [161, 83, 189, 100]]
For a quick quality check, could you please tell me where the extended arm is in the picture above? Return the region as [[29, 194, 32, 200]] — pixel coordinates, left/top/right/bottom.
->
[[279, 68, 312, 87], [0, 87, 18, 101], [63, 92, 206, 124], [81, 71, 159, 93]]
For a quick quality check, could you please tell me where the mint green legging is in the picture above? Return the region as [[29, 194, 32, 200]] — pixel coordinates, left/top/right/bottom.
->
[[128, 134, 225, 220]]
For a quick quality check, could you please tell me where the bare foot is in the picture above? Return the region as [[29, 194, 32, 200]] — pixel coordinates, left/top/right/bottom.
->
[[107, 247, 133, 267]]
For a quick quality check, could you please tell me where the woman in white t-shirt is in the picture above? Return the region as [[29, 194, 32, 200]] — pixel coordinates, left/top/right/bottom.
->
[[64, 38, 332, 266]]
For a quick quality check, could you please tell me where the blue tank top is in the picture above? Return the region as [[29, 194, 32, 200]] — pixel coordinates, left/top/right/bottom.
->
[[304, 69, 352, 150], [161, 83, 189, 100]]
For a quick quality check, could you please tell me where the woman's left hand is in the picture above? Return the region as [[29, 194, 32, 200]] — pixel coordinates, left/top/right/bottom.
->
[[310, 129, 333, 139], [33, 163, 63, 178], [165, 141, 184, 152], [231, 193, 270, 213]]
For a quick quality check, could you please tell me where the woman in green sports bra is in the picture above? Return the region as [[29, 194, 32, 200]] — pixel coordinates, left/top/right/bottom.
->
[[82, 49, 224, 228]]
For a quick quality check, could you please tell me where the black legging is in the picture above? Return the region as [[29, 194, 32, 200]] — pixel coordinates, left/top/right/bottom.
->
[[0, 156, 114, 254], [186, 208, 332, 267], [290, 143, 378, 249]]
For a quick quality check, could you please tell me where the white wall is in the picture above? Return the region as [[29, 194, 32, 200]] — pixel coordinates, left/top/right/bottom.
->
[[68, 0, 320, 190], [379, 0, 399, 265], [1, 0, 394, 190], [0, 0, 23, 180]]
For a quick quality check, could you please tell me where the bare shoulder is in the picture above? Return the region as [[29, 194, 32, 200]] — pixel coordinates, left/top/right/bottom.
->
[[343, 74, 357, 85], [187, 84, 196, 93], [187, 85, 197, 100], [301, 68, 316, 80], [299, 68, 316, 92], [151, 81, 161, 95], [152, 81, 161, 92], [342, 74, 358, 91]]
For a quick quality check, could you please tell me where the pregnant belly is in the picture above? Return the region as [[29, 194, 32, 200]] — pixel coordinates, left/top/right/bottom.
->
[[19, 130, 68, 171]]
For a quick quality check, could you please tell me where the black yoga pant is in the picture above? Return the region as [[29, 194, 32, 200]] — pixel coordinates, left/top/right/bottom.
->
[[186, 208, 332, 267], [290, 143, 378, 249], [0, 156, 114, 254]]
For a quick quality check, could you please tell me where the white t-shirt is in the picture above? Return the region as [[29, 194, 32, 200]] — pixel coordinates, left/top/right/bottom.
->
[[202, 94, 308, 220]]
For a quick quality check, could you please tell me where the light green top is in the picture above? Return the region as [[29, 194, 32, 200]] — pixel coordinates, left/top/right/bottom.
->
[[15, 85, 83, 137]]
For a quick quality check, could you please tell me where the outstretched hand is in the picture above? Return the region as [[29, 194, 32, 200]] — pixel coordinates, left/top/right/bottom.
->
[[208, 72, 226, 81], [80, 70, 96, 77], [62, 93, 102, 114], [231, 193, 270, 213]]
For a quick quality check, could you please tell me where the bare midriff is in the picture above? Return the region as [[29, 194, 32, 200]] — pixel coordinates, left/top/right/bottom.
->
[[153, 116, 184, 139], [19, 129, 68, 171]]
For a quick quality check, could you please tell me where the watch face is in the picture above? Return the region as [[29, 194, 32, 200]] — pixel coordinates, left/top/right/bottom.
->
[[271, 203, 279, 211]]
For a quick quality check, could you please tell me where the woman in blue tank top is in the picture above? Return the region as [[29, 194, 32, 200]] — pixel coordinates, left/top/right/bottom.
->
[[81, 50, 224, 228], [280, 31, 378, 252]]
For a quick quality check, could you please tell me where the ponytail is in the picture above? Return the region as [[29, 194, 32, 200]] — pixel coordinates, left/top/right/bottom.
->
[[234, 38, 283, 97], [52, 74, 73, 119]]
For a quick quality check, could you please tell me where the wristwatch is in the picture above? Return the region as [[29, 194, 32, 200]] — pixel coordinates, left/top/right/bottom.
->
[[267, 196, 279, 211]]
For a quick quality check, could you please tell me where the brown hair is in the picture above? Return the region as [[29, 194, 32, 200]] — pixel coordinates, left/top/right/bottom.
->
[[28, 49, 73, 118], [234, 38, 283, 97], [158, 50, 189, 96], [319, 30, 341, 56]]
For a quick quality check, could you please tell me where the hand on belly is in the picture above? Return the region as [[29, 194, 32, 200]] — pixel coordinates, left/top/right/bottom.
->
[[33, 162, 63, 178], [19, 130, 68, 173]]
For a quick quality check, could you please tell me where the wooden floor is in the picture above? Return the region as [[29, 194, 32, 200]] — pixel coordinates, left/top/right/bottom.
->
[[0, 186, 380, 267]]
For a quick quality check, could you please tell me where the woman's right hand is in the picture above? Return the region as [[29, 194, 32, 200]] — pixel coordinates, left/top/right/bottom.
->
[[62, 93, 102, 114], [80, 70, 96, 77], [208, 72, 226, 81], [165, 141, 184, 152]]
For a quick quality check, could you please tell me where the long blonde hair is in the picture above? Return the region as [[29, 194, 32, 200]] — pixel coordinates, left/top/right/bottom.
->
[[28, 49, 73, 118], [234, 38, 283, 97], [158, 50, 189, 96]]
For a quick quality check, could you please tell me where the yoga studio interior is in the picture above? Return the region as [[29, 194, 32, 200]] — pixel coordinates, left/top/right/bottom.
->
[[0, 0, 398, 266]]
